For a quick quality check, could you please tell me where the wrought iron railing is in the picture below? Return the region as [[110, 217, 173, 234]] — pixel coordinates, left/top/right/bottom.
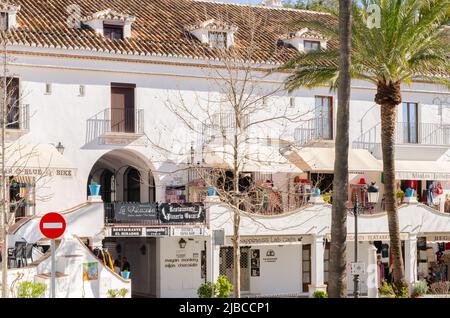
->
[[293, 118, 333, 146], [353, 122, 450, 152], [86, 107, 144, 142]]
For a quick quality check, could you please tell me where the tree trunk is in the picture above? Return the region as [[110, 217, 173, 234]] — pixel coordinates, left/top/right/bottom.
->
[[1, 60, 8, 298], [379, 101, 407, 292], [328, 0, 352, 298], [232, 131, 241, 298]]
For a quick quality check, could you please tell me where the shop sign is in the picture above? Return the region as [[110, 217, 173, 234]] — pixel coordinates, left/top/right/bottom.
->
[[426, 234, 450, 242], [226, 235, 303, 246], [396, 171, 450, 181], [145, 227, 170, 237], [172, 227, 205, 236], [159, 203, 205, 223], [325, 233, 409, 241], [6, 167, 75, 177], [114, 202, 158, 222], [111, 227, 143, 237], [262, 249, 278, 263]]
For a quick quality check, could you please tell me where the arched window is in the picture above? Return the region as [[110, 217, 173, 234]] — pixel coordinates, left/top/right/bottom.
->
[[124, 167, 141, 202], [100, 169, 115, 203], [148, 171, 156, 203]]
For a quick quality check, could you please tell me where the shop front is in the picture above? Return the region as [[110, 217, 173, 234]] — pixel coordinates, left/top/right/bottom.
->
[[207, 195, 450, 297], [103, 201, 207, 298]]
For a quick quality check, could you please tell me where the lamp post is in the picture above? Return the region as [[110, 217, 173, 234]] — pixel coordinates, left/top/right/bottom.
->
[[350, 182, 379, 298]]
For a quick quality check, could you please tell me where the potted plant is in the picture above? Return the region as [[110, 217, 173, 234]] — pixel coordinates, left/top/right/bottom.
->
[[121, 270, 130, 279], [411, 280, 428, 298], [89, 181, 101, 196], [378, 282, 396, 298], [312, 290, 328, 298], [396, 189, 405, 204], [207, 187, 217, 197], [405, 187, 414, 198], [312, 188, 321, 197]]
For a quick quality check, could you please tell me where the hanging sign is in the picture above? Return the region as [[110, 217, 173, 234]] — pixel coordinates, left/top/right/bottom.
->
[[114, 202, 159, 222], [172, 227, 205, 236], [159, 203, 205, 223]]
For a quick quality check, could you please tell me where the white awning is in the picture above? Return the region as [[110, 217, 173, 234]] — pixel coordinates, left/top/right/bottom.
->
[[395, 160, 450, 180], [203, 143, 303, 173], [283, 147, 382, 174], [4, 143, 75, 177]]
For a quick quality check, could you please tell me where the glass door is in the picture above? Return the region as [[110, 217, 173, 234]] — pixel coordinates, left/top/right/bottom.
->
[[401, 102, 418, 143], [302, 244, 312, 292]]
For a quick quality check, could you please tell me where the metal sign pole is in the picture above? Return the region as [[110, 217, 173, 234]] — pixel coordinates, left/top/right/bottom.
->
[[51, 238, 55, 298]]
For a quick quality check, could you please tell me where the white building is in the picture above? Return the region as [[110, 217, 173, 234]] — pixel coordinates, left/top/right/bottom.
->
[[1, 0, 450, 297]]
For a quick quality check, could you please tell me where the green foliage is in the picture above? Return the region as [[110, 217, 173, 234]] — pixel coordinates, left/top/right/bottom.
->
[[378, 281, 396, 298], [197, 281, 215, 298], [395, 287, 409, 298], [312, 290, 328, 298], [321, 191, 332, 204], [412, 280, 428, 297], [107, 288, 129, 298], [215, 275, 234, 298], [90, 181, 98, 186], [396, 189, 405, 199], [17, 281, 47, 298], [197, 276, 234, 298], [118, 288, 129, 298], [283, 0, 338, 12], [280, 0, 450, 92]]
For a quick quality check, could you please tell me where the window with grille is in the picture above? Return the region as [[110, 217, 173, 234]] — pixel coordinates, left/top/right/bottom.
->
[[208, 31, 227, 49]]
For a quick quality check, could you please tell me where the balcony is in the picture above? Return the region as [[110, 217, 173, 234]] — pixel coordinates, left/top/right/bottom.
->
[[353, 122, 450, 160], [293, 118, 333, 146], [86, 108, 145, 145], [5, 104, 29, 140]]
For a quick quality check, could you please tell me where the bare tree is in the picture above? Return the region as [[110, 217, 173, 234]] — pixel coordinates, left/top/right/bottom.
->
[[145, 7, 314, 297], [0, 35, 53, 298]]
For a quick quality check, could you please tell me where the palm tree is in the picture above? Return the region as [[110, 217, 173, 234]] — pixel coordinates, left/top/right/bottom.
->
[[325, 0, 353, 298], [281, 0, 450, 293]]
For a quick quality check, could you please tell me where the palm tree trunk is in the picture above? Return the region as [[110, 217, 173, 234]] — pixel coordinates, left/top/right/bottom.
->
[[328, 0, 352, 298], [380, 101, 407, 292]]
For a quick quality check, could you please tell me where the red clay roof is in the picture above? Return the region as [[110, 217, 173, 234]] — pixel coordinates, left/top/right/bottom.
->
[[4, 0, 336, 64]]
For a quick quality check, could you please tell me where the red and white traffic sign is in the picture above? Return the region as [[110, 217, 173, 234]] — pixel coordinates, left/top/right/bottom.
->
[[39, 212, 66, 239]]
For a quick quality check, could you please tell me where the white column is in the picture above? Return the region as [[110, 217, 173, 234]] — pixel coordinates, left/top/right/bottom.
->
[[309, 234, 326, 297], [206, 237, 220, 283], [367, 244, 379, 298], [405, 233, 418, 290]]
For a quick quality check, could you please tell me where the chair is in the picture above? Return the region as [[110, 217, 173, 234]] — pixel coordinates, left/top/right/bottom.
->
[[9, 242, 26, 268], [23, 243, 33, 266]]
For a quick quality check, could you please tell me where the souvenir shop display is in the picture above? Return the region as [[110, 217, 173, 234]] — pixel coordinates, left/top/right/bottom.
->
[[165, 185, 186, 204], [187, 180, 208, 203]]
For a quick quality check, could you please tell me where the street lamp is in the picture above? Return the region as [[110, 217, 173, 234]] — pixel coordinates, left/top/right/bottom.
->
[[349, 182, 379, 298], [178, 238, 187, 249], [55, 142, 65, 155]]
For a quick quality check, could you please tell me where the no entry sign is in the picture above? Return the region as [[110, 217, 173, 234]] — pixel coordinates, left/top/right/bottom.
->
[[39, 213, 66, 239]]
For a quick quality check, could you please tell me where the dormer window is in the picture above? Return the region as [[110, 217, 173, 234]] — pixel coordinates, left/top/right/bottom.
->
[[187, 19, 238, 49], [304, 40, 321, 52], [104, 24, 124, 40], [82, 9, 136, 40], [280, 28, 327, 53], [208, 31, 227, 49], [0, 12, 8, 31], [0, 3, 20, 31]]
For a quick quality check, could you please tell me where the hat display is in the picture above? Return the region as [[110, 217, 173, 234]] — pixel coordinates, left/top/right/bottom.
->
[[358, 178, 367, 185]]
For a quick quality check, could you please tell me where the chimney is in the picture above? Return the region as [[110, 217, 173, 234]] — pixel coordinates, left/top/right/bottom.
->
[[262, 0, 283, 7]]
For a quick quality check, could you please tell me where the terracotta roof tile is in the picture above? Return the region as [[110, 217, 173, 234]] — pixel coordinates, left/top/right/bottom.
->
[[4, 0, 337, 64]]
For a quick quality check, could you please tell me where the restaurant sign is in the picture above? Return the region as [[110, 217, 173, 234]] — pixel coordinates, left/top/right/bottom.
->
[[110, 227, 170, 237], [6, 167, 75, 177], [225, 235, 303, 246], [114, 202, 158, 222], [159, 203, 205, 223]]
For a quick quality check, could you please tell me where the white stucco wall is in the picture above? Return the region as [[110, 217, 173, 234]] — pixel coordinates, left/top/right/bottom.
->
[[157, 236, 206, 298]]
